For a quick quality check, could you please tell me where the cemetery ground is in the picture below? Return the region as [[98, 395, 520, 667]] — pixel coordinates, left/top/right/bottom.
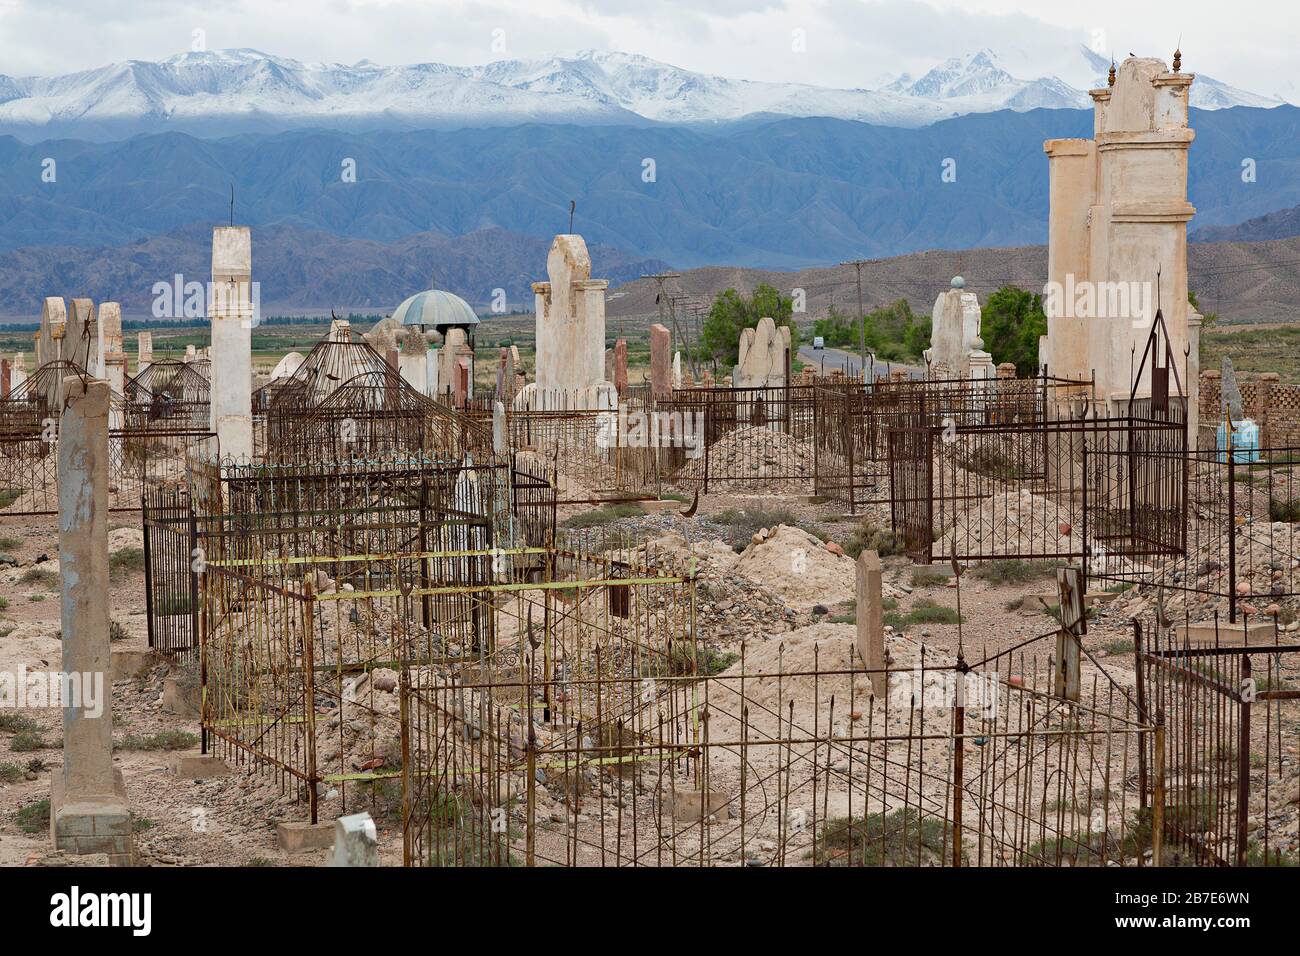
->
[[3, 488, 1296, 867]]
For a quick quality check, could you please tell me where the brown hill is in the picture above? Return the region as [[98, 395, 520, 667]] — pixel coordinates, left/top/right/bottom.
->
[[607, 239, 1300, 326]]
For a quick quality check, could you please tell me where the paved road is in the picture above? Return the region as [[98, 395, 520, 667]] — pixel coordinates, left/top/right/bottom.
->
[[797, 345, 926, 380]]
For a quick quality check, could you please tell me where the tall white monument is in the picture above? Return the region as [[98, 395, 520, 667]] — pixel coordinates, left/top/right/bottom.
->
[[1042, 55, 1196, 422], [209, 226, 255, 461], [523, 234, 614, 410]]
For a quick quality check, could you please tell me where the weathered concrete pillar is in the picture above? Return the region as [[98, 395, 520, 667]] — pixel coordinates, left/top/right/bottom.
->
[[397, 328, 427, 393], [11, 353, 27, 395], [69, 299, 98, 375], [650, 324, 671, 400], [855, 550, 887, 698], [453, 357, 470, 407], [209, 226, 254, 460], [426, 347, 439, 398], [137, 331, 153, 375], [105, 352, 128, 430], [331, 812, 380, 866], [613, 339, 628, 396], [51, 376, 133, 864], [672, 351, 682, 389], [531, 234, 610, 407]]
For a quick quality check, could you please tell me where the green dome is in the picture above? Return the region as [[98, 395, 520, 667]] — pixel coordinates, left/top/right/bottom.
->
[[392, 289, 479, 332]]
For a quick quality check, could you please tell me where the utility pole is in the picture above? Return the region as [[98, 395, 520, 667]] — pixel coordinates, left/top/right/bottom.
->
[[842, 259, 869, 381], [643, 271, 700, 379]]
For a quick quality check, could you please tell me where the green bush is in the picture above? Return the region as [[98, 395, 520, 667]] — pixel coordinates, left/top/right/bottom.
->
[[20, 566, 58, 590], [969, 559, 1065, 585], [10, 732, 49, 752], [910, 566, 949, 588], [1269, 497, 1300, 523], [843, 519, 905, 559], [109, 546, 146, 579], [16, 798, 49, 833], [0, 713, 40, 734], [884, 598, 962, 630], [561, 503, 644, 528]]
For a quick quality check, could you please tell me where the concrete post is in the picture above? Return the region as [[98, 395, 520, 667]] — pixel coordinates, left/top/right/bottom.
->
[[51, 376, 133, 864], [106, 352, 128, 430], [11, 353, 27, 395], [453, 358, 470, 407], [397, 329, 427, 393], [137, 331, 153, 375], [614, 339, 628, 396], [331, 812, 379, 866], [209, 226, 254, 461], [855, 550, 887, 698], [650, 324, 671, 400]]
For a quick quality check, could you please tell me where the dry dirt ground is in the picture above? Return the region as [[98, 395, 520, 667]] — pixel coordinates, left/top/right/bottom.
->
[[1, 490, 1296, 867]]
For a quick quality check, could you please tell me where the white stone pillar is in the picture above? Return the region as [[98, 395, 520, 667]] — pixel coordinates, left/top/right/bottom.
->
[[11, 353, 27, 393], [137, 331, 153, 375], [209, 226, 254, 461]]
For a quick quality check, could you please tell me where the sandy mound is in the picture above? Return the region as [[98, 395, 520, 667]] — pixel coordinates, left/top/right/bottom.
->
[[733, 524, 856, 609], [941, 488, 1080, 558], [674, 425, 814, 493]]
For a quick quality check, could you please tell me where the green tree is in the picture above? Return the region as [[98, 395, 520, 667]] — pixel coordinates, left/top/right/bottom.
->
[[810, 298, 930, 362], [700, 283, 798, 366], [1188, 290, 1218, 329], [981, 285, 1047, 376]]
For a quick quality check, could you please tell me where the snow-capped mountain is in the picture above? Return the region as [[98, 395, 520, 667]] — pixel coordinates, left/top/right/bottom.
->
[[0, 47, 1284, 142], [1062, 44, 1283, 110]]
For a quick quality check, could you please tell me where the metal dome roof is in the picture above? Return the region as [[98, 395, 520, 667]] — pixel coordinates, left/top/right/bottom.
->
[[392, 289, 479, 330]]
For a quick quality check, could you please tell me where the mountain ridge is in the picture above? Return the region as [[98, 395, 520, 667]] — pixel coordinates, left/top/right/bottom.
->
[[0, 46, 1283, 142]]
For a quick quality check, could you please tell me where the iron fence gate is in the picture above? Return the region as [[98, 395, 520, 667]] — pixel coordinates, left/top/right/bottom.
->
[[143, 483, 199, 656]]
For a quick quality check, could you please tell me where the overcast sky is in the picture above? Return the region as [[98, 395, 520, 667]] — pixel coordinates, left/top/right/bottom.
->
[[2, 0, 1296, 98]]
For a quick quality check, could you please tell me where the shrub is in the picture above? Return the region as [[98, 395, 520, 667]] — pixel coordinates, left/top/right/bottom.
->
[[15, 798, 49, 833], [843, 519, 905, 559], [910, 566, 949, 588], [109, 546, 146, 579], [819, 808, 954, 866], [1269, 497, 1300, 523], [712, 507, 826, 552], [0, 713, 40, 734], [663, 642, 739, 677], [969, 559, 1065, 585], [884, 598, 961, 630], [10, 732, 48, 752], [20, 566, 58, 590], [115, 730, 198, 752], [561, 503, 644, 528]]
